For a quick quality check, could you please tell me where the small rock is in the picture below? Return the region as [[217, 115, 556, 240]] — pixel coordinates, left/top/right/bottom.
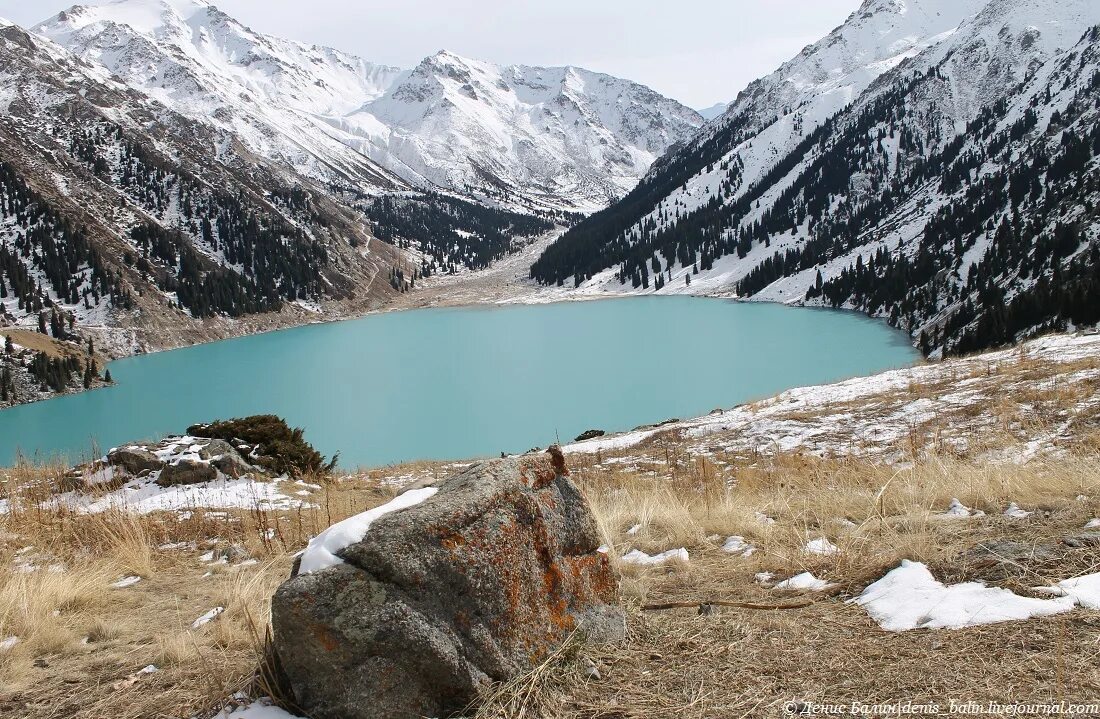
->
[[33, 659, 48, 669], [1063, 533, 1100, 548], [157, 458, 217, 487], [698, 603, 715, 616], [582, 657, 601, 680], [107, 446, 164, 476], [209, 541, 250, 563]]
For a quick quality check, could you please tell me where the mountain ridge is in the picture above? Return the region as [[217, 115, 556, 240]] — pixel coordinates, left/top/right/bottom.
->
[[35, 0, 702, 214], [531, 0, 1100, 357]]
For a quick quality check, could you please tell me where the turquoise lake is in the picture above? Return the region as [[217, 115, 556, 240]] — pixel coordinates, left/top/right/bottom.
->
[[0, 297, 919, 468]]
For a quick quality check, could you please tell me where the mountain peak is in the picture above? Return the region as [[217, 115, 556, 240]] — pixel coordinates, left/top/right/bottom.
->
[[49, 0, 216, 28]]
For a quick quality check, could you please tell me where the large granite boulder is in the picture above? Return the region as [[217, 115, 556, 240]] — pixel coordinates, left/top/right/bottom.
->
[[271, 450, 623, 719]]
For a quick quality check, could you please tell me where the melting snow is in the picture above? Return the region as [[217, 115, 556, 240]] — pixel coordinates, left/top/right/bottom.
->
[[853, 561, 1076, 631], [191, 607, 225, 629], [620, 548, 689, 565], [1034, 572, 1100, 610], [774, 572, 835, 591], [217, 698, 303, 719], [804, 537, 839, 555], [721, 536, 756, 556], [937, 499, 985, 520], [1003, 503, 1032, 519], [298, 487, 438, 574], [755, 512, 776, 526], [51, 476, 306, 515], [110, 575, 142, 588]]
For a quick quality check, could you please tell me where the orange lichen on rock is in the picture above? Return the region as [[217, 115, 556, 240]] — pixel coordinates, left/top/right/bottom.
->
[[272, 453, 623, 719]]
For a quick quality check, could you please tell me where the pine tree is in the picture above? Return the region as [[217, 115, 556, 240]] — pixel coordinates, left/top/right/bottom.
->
[[104, 368, 113, 383]]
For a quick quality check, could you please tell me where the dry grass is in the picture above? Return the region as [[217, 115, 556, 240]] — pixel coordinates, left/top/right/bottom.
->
[[3, 335, 1100, 717], [0, 468, 397, 719], [7, 447, 1094, 718], [474, 450, 1100, 718]]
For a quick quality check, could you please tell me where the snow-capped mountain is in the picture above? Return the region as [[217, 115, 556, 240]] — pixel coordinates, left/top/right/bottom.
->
[[331, 51, 704, 213], [35, 0, 410, 194], [36, 0, 702, 214], [698, 103, 728, 121], [0, 13, 418, 404], [533, 0, 1100, 356]]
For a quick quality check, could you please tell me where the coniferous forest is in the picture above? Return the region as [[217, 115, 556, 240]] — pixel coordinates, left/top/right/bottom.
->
[[531, 28, 1100, 357], [363, 192, 553, 277]]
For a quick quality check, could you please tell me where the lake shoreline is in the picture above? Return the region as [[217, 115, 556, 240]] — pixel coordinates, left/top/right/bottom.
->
[[0, 226, 919, 412], [0, 297, 920, 468]]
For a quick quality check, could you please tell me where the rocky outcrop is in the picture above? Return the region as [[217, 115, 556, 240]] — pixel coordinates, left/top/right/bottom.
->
[[156, 457, 218, 487], [271, 450, 623, 719], [106, 446, 162, 476]]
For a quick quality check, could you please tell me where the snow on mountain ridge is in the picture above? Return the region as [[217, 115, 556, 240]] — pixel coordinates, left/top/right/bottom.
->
[[36, 0, 410, 194], [37, 1, 702, 214], [333, 49, 703, 212], [532, 0, 1100, 357], [40, 0, 405, 116]]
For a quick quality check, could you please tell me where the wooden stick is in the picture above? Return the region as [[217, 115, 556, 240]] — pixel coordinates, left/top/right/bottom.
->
[[641, 599, 815, 611]]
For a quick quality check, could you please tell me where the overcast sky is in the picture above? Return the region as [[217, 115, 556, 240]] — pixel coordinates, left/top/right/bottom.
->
[[1, 0, 860, 108]]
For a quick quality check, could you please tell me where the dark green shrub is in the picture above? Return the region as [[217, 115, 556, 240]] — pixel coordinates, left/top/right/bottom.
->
[[187, 415, 336, 476]]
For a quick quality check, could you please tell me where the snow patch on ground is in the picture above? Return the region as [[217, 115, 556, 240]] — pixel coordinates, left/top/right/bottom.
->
[[804, 537, 839, 555], [1035, 573, 1100, 610], [774, 572, 835, 591], [721, 536, 756, 556], [191, 607, 225, 629], [110, 575, 142, 588], [49, 476, 307, 515], [620, 548, 690, 565], [217, 698, 303, 719], [854, 560, 1076, 631]]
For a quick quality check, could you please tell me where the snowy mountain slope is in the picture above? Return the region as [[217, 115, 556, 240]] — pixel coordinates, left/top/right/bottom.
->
[[35, 0, 410, 194], [0, 16, 410, 404], [37, 1, 703, 214], [532, 0, 1100, 356], [698, 103, 728, 121], [331, 51, 704, 213]]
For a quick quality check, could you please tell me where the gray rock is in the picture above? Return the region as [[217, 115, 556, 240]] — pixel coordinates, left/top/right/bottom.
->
[[271, 451, 623, 719], [395, 475, 443, 496], [962, 539, 1059, 580], [210, 541, 250, 563], [195, 439, 236, 460], [964, 540, 1057, 563], [197, 439, 254, 478], [157, 458, 217, 487], [1063, 532, 1100, 548], [574, 429, 606, 442], [107, 446, 164, 476]]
